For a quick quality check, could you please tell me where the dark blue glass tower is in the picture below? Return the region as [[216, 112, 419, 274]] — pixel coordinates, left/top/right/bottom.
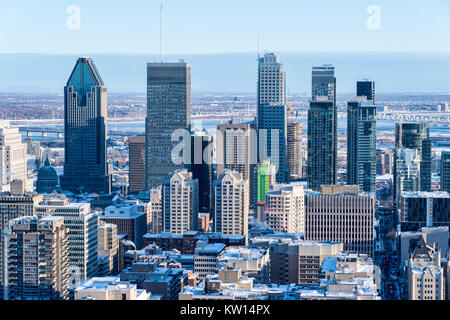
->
[[60, 57, 111, 194]]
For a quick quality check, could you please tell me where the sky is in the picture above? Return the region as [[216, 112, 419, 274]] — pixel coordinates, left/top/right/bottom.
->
[[1, 0, 450, 54]]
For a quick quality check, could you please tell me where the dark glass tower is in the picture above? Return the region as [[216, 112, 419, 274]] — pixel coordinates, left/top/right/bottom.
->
[[307, 100, 336, 190], [441, 151, 450, 193], [257, 53, 289, 183], [146, 62, 191, 189], [356, 80, 375, 102], [347, 98, 377, 193], [394, 122, 432, 209], [60, 57, 111, 194]]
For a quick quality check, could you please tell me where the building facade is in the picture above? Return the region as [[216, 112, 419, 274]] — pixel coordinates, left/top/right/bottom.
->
[[128, 136, 146, 194], [287, 121, 303, 180]]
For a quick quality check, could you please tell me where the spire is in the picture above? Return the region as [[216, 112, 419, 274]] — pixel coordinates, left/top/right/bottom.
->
[[44, 155, 50, 167]]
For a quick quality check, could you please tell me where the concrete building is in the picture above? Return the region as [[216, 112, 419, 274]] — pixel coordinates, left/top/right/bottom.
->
[[149, 187, 162, 234], [257, 53, 289, 183], [0, 192, 43, 291], [376, 149, 393, 175], [6, 216, 69, 300], [407, 236, 445, 300], [194, 242, 226, 280], [400, 191, 450, 231], [213, 171, 249, 239], [305, 185, 375, 257], [98, 221, 119, 275], [0, 121, 28, 192], [347, 98, 377, 193], [60, 57, 111, 194], [265, 184, 305, 234], [75, 277, 150, 300], [268, 239, 343, 285], [287, 121, 303, 180], [146, 62, 191, 189], [100, 203, 147, 250], [162, 170, 199, 235], [36, 197, 98, 281], [128, 136, 146, 194]]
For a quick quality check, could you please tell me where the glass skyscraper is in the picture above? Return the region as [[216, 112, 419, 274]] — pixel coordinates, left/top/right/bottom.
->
[[257, 53, 289, 183], [357, 80, 375, 102], [60, 57, 111, 194], [347, 98, 377, 193], [146, 62, 191, 189]]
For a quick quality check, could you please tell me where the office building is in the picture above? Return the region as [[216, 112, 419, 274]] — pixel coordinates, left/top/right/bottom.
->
[[407, 236, 445, 300], [394, 122, 432, 208], [376, 149, 393, 175], [441, 151, 450, 193], [213, 171, 249, 239], [399, 191, 450, 231], [128, 136, 146, 194], [265, 184, 305, 234], [162, 170, 199, 235], [0, 121, 28, 192], [36, 197, 98, 280], [6, 216, 69, 300], [311, 65, 336, 103], [194, 243, 226, 280], [356, 80, 375, 102], [146, 62, 191, 189], [307, 99, 337, 190], [256, 161, 276, 204], [257, 53, 289, 183], [60, 57, 111, 194], [0, 192, 43, 291], [287, 121, 303, 180], [305, 185, 375, 257], [347, 98, 377, 193], [98, 221, 119, 275], [75, 277, 150, 300], [149, 187, 162, 234], [100, 203, 147, 250]]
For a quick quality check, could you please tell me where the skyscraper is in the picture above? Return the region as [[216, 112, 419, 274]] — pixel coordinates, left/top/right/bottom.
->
[[128, 136, 146, 194], [312, 65, 336, 103], [307, 99, 336, 190], [347, 98, 377, 193], [60, 57, 111, 194], [287, 121, 303, 180], [356, 80, 375, 102], [146, 62, 191, 189], [441, 151, 450, 193], [257, 53, 289, 183], [394, 122, 432, 209]]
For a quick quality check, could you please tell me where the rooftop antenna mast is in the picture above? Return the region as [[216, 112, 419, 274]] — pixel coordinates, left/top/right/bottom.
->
[[160, 3, 164, 63]]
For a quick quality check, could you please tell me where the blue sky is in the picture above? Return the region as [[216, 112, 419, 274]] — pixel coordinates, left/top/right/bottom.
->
[[1, 0, 450, 54]]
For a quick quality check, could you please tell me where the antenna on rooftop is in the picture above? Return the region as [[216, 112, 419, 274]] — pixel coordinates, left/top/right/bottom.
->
[[160, 3, 164, 63]]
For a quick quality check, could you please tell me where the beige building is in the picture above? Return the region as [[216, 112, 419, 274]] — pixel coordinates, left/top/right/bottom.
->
[[75, 277, 150, 300], [0, 192, 43, 290], [287, 121, 303, 180], [265, 184, 305, 233], [7, 215, 69, 300], [128, 136, 146, 194], [98, 221, 119, 275], [407, 236, 445, 300], [269, 239, 343, 285], [305, 185, 375, 257], [213, 171, 249, 239], [149, 187, 162, 234]]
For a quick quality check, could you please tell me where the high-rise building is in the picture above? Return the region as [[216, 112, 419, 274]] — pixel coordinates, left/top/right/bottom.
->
[[36, 197, 98, 281], [0, 121, 28, 192], [400, 191, 450, 231], [190, 131, 214, 214], [6, 216, 69, 300], [311, 65, 336, 103], [100, 203, 147, 250], [146, 62, 191, 189], [0, 192, 43, 292], [305, 185, 375, 257], [394, 122, 432, 209], [128, 136, 146, 194], [347, 98, 377, 193], [97, 221, 119, 276], [265, 184, 305, 234], [356, 80, 375, 102], [307, 99, 337, 190], [287, 121, 303, 180], [213, 171, 249, 239], [376, 149, 393, 175], [441, 151, 450, 193], [149, 187, 162, 234], [257, 53, 289, 183], [256, 161, 276, 204], [162, 170, 199, 235], [60, 57, 111, 194], [407, 236, 445, 300]]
